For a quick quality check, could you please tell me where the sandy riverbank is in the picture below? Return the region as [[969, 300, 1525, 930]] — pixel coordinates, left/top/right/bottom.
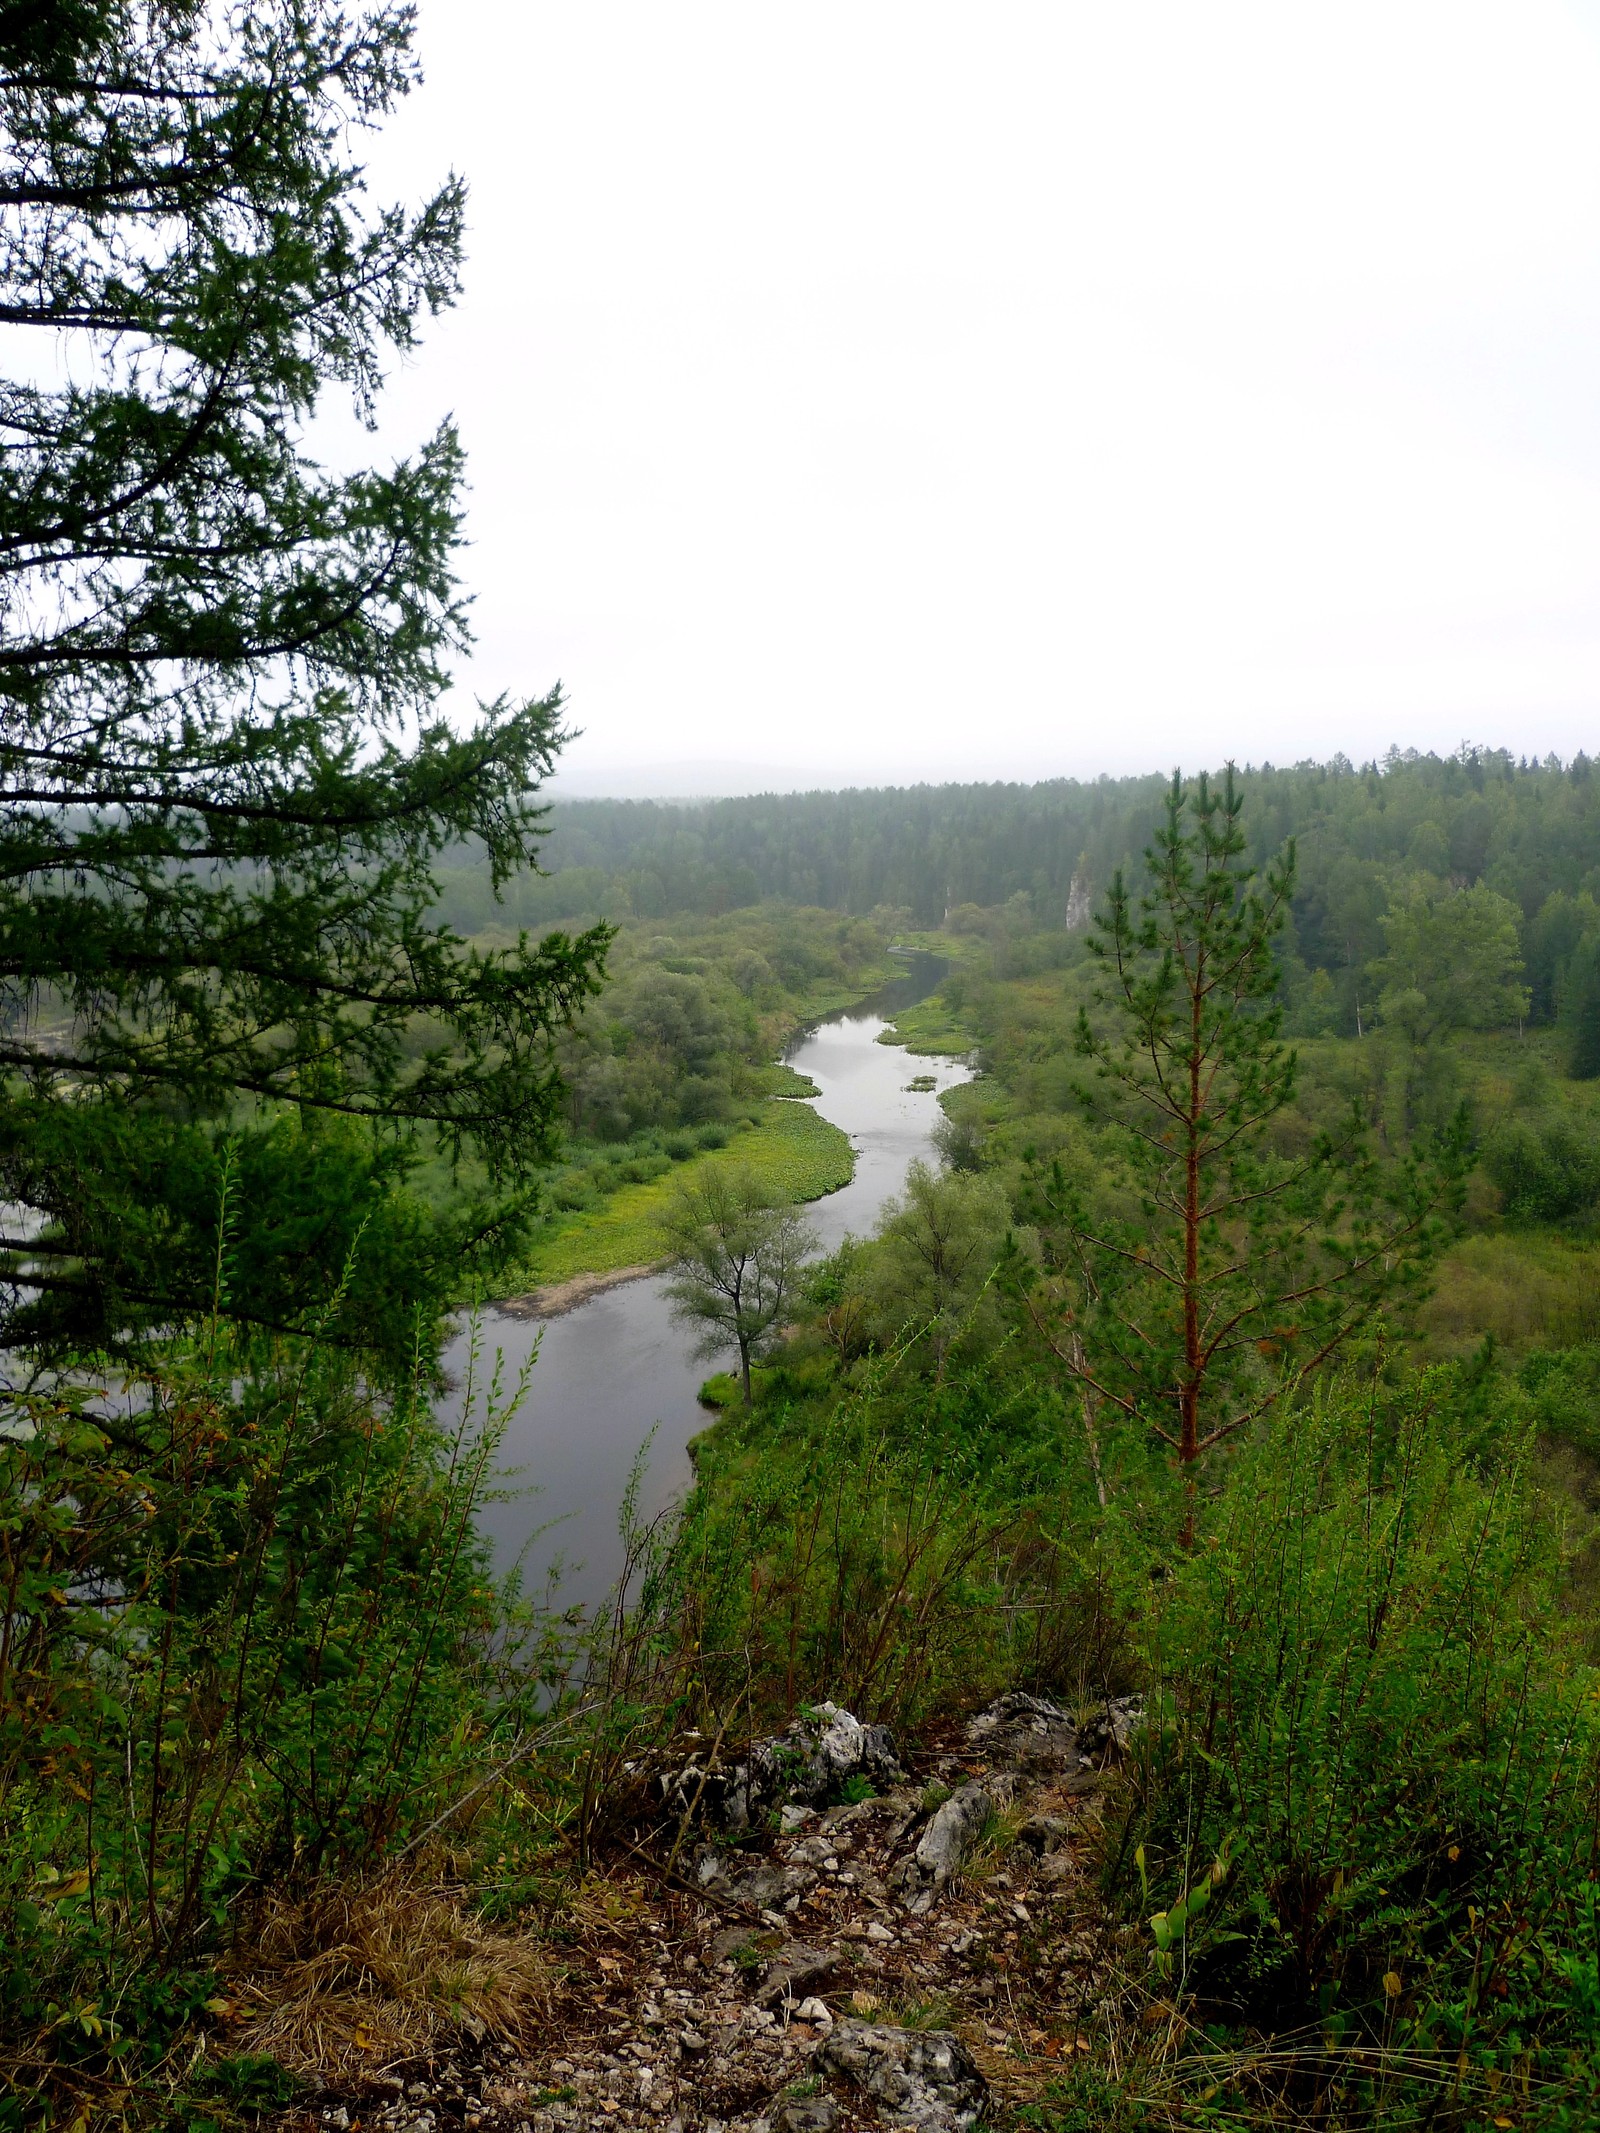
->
[[493, 1262, 660, 1320]]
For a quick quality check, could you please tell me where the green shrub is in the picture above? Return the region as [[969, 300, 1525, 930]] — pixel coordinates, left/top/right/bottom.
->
[[551, 1176, 600, 1211], [1107, 1384, 1600, 2121], [620, 1153, 672, 1184], [1016, 2065, 1145, 2132], [1484, 1112, 1600, 1222], [1520, 1342, 1600, 1461], [665, 1364, 1128, 1733], [0, 1325, 547, 2125]]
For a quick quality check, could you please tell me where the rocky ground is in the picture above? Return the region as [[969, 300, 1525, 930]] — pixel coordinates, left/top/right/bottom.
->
[[285, 1694, 1142, 2133]]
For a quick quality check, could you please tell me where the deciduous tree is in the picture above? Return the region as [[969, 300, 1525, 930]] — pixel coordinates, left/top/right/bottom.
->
[[866, 1159, 1009, 1382], [660, 1168, 815, 1407], [1563, 932, 1600, 1081], [1372, 885, 1529, 1042]]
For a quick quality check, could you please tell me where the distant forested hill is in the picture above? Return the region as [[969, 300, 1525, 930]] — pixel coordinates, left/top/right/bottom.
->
[[438, 773, 1166, 929], [433, 746, 1600, 1041]]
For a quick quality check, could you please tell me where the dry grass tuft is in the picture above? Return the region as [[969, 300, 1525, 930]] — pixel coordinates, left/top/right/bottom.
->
[[226, 1868, 551, 2077]]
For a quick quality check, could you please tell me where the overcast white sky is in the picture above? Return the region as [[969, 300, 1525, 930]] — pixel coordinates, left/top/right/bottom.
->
[[351, 2, 1600, 793]]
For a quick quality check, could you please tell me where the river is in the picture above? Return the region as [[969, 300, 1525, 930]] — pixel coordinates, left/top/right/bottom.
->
[[444, 954, 971, 1613]]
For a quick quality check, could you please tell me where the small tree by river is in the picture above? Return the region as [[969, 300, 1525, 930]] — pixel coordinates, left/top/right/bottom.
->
[[660, 1169, 816, 1406]]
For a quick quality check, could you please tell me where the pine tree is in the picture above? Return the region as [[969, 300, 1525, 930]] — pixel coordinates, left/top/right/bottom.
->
[[1564, 935, 1600, 1080], [1014, 768, 1461, 1513], [0, 2, 608, 1361]]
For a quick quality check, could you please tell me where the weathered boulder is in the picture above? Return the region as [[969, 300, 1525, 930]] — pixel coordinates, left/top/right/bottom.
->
[[753, 1939, 843, 2007], [667, 1759, 758, 1831], [693, 1842, 731, 1889], [963, 1689, 1083, 1771], [891, 1782, 993, 1913], [727, 1858, 817, 1914], [749, 1703, 904, 1807], [1076, 1693, 1145, 1759], [690, 1847, 818, 1914], [816, 2019, 988, 2128], [662, 1703, 904, 1832], [962, 1688, 1146, 1772]]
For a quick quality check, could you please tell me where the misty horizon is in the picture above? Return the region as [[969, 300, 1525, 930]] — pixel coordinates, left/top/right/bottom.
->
[[338, 3, 1600, 793], [547, 736, 1590, 804]]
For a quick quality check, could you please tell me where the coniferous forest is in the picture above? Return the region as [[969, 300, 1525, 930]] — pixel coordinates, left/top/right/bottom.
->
[[6, 9, 1600, 2133]]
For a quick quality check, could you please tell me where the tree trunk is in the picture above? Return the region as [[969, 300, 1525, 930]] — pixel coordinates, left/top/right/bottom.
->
[[1180, 959, 1204, 1541], [739, 1338, 753, 1409], [1070, 1331, 1108, 1509], [1182, 985, 1204, 1461]]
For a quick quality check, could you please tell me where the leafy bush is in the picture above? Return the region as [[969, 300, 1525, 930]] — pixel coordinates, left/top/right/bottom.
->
[[666, 1365, 1129, 1733], [0, 1325, 549, 2124], [1519, 1342, 1600, 1462], [1483, 1111, 1600, 1222], [1107, 1384, 1600, 2122], [552, 1176, 601, 1212]]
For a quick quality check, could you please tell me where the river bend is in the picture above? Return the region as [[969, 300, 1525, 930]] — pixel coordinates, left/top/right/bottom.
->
[[444, 955, 970, 1611]]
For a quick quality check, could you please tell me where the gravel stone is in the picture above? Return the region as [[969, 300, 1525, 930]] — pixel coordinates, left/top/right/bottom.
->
[[891, 1783, 993, 1913], [816, 2018, 989, 2128]]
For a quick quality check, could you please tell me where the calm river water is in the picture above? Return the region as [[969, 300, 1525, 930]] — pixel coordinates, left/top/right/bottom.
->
[[444, 955, 971, 1612]]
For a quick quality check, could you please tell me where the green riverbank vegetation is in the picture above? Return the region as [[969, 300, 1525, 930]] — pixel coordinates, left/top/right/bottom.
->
[[677, 771, 1600, 2125], [472, 907, 884, 1292], [502, 1095, 852, 1291]]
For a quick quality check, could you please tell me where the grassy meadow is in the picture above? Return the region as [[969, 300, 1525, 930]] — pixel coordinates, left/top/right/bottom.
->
[[499, 1095, 853, 1289]]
